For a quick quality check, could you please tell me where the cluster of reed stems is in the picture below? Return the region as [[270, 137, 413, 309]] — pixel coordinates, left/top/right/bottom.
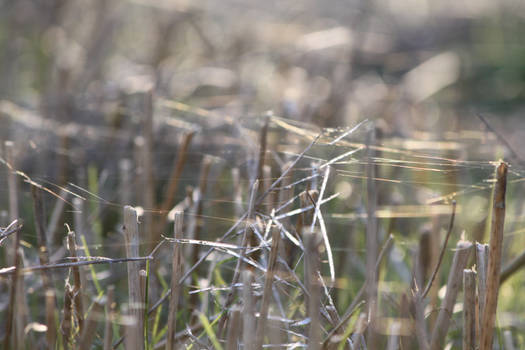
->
[[0, 110, 523, 350]]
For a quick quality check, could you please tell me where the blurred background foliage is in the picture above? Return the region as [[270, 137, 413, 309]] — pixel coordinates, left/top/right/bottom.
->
[[1, 0, 525, 125]]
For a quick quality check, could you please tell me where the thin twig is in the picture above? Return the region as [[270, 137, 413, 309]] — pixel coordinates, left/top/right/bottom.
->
[[477, 114, 523, 163], [500, 248, 525, 284]]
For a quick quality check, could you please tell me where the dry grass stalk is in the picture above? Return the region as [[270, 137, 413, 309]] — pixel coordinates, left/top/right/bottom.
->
[[79, 298, 105, 350], [103, 285, 116, 350], [61, 284, 74, 348], [3, 224, 22, 350], [45, 289, 56, 350], [365, 126, 379, 349], [188, 156, 212, 315], [123, 206, 145, 350], [5, 141, 19, 260], [422, 201, 457, 298], [242, 270, 256, 350], [142, 91, 156, 252], [500, 248, 525, 284], [166, 211, 184, 350], [159, 131, 195, 216], [119, 159, 133, 206], [277, 161, 295, 267], [429, 240, 473, 350], [305, 229, 322, 350], [262, 164, 275, 214], [480, 162, 508, 350], [412, 289, 429, 350], [300, 190, 318, 291], [463, 269, 476, 350], [218, 180, 259, 335], [2, 144, 26, 348], [255, 225, 281, 348], [31, 186, 54, 291], [475, 242, 489, 325], [256, 116, 269, 193], [67, 229, 85, 332], [416, 230, 431, 289], [226, 306, 242, 350], [351, 313, 369, 350], [73, 197, 90, 308]]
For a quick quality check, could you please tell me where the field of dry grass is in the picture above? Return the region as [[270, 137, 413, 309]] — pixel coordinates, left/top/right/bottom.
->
[[1, 1, 525, 349]]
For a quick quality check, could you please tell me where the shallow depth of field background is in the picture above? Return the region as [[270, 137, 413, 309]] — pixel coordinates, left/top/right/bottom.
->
[[1, 0, 525, 349]]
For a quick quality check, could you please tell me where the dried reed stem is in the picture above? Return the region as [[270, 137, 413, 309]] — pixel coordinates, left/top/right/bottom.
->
[[255, 225, 281, 348], [218, 180, 258, 335], [103, 285, 115, 350], [188, 156, 212, 315], [242, 270, 256, 350], [123, 206, 145, 350], [5, 141, 19, 255], [305, 230, 322, 350], [422, 201, 457, 298], [463, 269, 476, 350], [166, 211, 184, 350], [351, 313, 369, 350], [365, 126, 379, 349], [480, 162, 508, 350], [61, 284, 74, 348], [429, 240, 473, 350], [67, 230, 84, 331], [475, 243, 489, 325], [256, 116, 269, 197], [45, 290, 56, 350], [142, 91, 156, 252], [226, 306, 242, 350], [412, 289, 429, 350], [500, 248, 525, 284], [119, 159, 133, 206], [160, 131, 195, 215], [79, 298, 105, 350], [3, 224, 22, 350]]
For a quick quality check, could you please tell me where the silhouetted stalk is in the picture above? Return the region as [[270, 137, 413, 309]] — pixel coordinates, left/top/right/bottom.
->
[[480, 162, 507, 350], [463, 269, 476, 350], [123, 206, 145, 350], [242, 270, 256, 350], [79, 298, 104, 350], [305, 230, 322, 350], [67, 229, 84, 332], [430, 240, 473, 350], [103, 285, 115, 350], [365, 126, 378, 349], [166, 212, 184, 350], [45, 290, 56, 350], [255, 225, 281, 348]]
